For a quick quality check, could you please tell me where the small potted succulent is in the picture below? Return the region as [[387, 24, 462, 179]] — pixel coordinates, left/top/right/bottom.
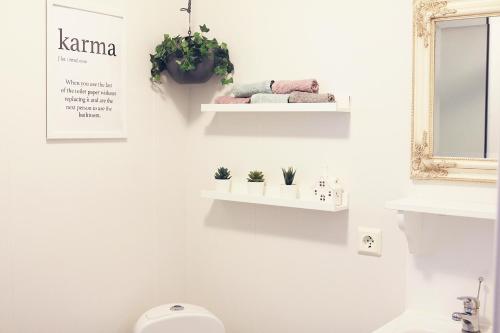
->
[[281, 167, 298, 199], [247, 170, 265, 196], [214, 167, 232, 193]]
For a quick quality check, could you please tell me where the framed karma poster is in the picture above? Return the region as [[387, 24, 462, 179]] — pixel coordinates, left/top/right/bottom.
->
[[46, 1, 126, 139]]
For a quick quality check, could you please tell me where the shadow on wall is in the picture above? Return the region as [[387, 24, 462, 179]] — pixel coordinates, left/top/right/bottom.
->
[[413, 215, 495, 278], [204, 112, 350, 139], [153, 72, 194, 121], [204, 201, 349, 245], [186, 76, 227, 124], [46, 138, 127, 144]]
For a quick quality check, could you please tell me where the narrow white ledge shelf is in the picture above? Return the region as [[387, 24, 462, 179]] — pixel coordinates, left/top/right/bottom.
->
[[201, 190, 348, 212], [386, 197, 496, 220], [386, 197, 496, 254], [201, 102, 350, 113]]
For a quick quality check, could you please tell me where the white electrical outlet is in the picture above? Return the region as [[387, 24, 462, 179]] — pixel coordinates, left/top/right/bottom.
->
[[358, 227, 382, 257]]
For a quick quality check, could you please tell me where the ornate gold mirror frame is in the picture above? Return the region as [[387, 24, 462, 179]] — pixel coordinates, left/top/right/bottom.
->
[[412, 0, 500, 183]]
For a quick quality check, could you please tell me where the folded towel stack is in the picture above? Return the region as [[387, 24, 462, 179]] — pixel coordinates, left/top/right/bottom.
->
[[214, 79, 335, 104]]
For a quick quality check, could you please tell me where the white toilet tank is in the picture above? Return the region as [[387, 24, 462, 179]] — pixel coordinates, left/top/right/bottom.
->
[[134, 303, 225, 333]]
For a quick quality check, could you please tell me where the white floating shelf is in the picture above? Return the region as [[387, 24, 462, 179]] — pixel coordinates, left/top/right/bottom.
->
[[201, 190, 348, 212], [201, 102, 350, 113], [386, 197, 496, 220], [386, 197, 495, 254]]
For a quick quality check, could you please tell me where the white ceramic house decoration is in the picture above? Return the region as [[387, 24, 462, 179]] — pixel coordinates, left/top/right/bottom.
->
[[311, 166, 344, 207], [332, 178, 344, 207], [312, 176, 335, 204]]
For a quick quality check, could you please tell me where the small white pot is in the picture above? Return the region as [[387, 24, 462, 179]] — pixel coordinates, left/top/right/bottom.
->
[[280, 184, 298, 199], [247, 182, 265, 196], [214, 179, 232, 193]]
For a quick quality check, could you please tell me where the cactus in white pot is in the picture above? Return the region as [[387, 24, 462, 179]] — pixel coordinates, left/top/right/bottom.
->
[[246, 170, 265, 196], [280, 167, 298, 199], [214, 167, 232, 193]]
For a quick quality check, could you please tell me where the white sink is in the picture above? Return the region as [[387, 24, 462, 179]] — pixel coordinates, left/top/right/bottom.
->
[[373, 310, 491, 333]]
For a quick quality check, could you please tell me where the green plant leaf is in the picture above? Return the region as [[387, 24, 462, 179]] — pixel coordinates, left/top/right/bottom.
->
[[213, 65, 226, 76], [179, 59, 195, 72], [200, 24, 210, 33], [199, 45, 208, 57]]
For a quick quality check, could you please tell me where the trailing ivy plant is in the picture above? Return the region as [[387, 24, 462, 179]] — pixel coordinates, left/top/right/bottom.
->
[[214, 167, 231, 180], [150, 24, 234, 85]]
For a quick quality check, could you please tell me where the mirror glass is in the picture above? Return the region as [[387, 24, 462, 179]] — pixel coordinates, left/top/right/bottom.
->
[[433, 16, 499, 159]]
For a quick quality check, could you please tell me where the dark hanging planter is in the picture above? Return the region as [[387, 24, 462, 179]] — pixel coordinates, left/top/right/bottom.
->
[[165, 52, 214, 84], [149, 0, 234, 86]]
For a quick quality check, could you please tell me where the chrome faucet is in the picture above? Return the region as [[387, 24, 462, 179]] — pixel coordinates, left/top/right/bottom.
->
[[452, 296, 480, 332], [452, 277, 483, 333]]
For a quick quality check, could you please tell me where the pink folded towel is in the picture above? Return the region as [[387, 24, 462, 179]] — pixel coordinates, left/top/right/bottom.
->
[[271, 79, 319, 94], [215, 96, 251, 104]]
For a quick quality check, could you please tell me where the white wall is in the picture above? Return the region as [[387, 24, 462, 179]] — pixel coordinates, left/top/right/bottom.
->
[[488, 17, 500, 159], [184, 0, 411, 332], [407, 184, 497, 324], [494, 170, 500, 333], [404, 212, 496, 323], [182, 1, 498, 333], [1, 1, 497, 333], [0, 1, 189, 332]]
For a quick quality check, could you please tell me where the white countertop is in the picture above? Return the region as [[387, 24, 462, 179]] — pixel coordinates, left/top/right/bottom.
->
[[372, 309, 491, 333]]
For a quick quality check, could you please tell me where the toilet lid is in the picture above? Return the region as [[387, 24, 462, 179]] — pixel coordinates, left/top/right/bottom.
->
[[135, 303, 225, 333]]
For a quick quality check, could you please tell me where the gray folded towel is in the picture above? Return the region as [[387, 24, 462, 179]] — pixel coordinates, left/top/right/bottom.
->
[[232, 81, 274, 98], [289, 92, 336, 103], [250, 93, 290, 104]]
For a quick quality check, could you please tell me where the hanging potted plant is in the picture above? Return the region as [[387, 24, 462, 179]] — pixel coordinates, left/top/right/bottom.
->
[[280, 167, 298, 199], [247, 170, 265, 196], [149, 1, 234, 85], [214, 167, 232, 193]]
